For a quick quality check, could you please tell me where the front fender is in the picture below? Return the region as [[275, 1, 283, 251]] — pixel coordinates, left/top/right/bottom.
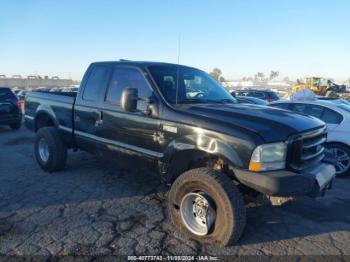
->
[[163, 134, 246, 168]]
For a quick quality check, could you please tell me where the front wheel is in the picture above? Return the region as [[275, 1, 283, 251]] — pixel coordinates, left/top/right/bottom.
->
[[35, 127, 67, 172], [325, 143, 350, 177], [168, 168, 246, 246]]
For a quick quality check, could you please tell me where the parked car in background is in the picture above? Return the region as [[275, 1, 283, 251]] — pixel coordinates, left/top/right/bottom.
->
[[235, 96, 268, 105], [17, 90, 30, 101], [271, 100, 350, 177], [234, 89, 280, 103], [33, 87, 52, 92], [0, 87, 22, 129], [13, 89, 21, 95], [61, 86, 79, 92], [49, 87, 64, 92]]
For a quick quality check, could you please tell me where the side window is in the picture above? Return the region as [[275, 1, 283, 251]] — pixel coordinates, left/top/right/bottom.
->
[[83, 66, 109, 101], [321, 109, 342, 124], [272, 103, 290, 110], [292, 103, 308, 113], [157, 75, 176, 102], [105, 69, 125, 104], [105, 67, 152, 110], [185, 75, 217, 98], [307, 105, 324, 119]]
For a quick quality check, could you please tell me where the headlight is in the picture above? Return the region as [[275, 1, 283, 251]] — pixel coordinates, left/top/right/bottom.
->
[[249, 142, 287, 172]]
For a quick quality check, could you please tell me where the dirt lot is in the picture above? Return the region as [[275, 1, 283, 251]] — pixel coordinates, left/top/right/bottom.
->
[[0, 126, 349, 258]]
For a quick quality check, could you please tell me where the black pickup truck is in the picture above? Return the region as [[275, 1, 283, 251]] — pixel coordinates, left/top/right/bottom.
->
[[25, 61, 335, 246]]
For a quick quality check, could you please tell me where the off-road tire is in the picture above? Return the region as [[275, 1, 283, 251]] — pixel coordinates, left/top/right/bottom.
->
[[35, 127, 67, 172], [168, 168, 246, 246]]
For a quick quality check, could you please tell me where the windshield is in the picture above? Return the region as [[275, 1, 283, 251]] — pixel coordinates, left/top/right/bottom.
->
[[148, 65, 236, 104]]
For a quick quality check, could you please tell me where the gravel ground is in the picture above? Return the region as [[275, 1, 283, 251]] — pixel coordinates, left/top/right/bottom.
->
[[0, 126, 349, 258]]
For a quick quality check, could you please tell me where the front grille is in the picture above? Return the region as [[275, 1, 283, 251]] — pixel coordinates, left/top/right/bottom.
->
[[288, 127, 327, 171]]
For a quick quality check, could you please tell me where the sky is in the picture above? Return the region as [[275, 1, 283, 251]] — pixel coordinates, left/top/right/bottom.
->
[[0, 0, 349, 81]]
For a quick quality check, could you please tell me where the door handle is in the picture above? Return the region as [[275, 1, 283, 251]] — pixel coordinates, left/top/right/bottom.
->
[[95, 111, 103, 127]]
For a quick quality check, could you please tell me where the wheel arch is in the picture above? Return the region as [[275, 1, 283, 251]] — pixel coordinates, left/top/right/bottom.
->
[[34, 106, 58, 132], [163, 135, 245, 184], [326, 140, 350, 150]]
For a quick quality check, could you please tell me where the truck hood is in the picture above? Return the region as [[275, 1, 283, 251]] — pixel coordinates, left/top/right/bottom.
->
[[184, 103, 325, 142]]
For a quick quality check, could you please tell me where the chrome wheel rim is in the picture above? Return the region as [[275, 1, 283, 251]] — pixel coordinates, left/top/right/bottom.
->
[[327, 147, 350, 175], [38, 138, 50, 163], [180, 192, 216, 236]]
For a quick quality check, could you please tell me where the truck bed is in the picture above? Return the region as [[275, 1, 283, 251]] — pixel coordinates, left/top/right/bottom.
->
[[24, 91, 76, 132]]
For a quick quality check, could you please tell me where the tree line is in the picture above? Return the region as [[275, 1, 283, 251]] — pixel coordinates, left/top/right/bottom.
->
[[209, 68, 289, 83]]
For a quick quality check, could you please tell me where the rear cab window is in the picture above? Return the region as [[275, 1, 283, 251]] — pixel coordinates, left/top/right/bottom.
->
[[82, 66, 110, 102]]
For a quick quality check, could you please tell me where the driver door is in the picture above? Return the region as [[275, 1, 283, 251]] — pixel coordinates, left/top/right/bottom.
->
[[96, 66, 162, 158]]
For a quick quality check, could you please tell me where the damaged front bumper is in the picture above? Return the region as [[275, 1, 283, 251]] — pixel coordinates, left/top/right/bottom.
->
[[234, 163, 335, 197]]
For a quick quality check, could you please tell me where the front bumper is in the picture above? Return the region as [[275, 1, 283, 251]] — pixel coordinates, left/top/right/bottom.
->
[[234, 163, 335, 197]]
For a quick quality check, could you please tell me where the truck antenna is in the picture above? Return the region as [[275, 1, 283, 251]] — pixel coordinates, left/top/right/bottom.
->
[[175, 34, 181, 105]]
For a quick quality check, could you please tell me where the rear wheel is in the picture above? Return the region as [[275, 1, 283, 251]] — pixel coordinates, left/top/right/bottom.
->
[[168, 168, 246, 246], [325, 143, 350, 177], [35, 127, 67, 172]]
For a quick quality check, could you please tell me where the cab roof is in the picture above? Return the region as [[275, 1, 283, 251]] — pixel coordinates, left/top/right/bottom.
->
[[90, 60, 196, 69]]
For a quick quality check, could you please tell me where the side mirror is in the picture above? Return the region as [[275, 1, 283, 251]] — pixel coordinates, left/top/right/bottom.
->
[[121, 88, 138, 112]]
